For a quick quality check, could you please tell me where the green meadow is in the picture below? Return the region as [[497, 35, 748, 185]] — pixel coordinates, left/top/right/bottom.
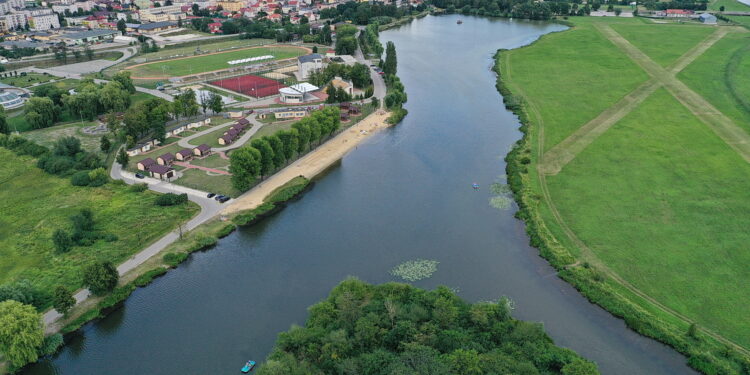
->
[[0, 149, 198, 304], [500, 16, 750, 367]]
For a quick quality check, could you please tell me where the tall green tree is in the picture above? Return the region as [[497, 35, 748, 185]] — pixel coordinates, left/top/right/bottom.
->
[[52, 229, 72, 253], [100, 135, 111, 152], [292, 122, 310, 153], [24, 97, 59, 129], [266, 135, 286, 168], [229, 146, 262, 191], [112, 71, 136, 94], [383, 41, 397, 76], [0, 106, 8, 134], [250, 138, 275, 177], [117, 19, 127, 35], [52, 286, 75, 314], [0, 300, 44, 368], [277, 128, 299, 161], [208, 92, 223, 114], [82, 261, 118, 295], [99, 81, 131, 112], [116, 148, 129, 168]]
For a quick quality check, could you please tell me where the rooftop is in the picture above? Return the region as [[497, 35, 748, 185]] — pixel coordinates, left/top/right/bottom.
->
[[298, 53, 322, 64], [62, 29, 119, 40]]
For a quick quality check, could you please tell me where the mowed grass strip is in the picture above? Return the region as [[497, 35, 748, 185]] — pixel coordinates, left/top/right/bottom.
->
[[545, 88, 750, 347], [0, 148, 199, 298], [504, 18, 648, 152], [710, 0, 750, 11], [610, 23, 716, 67], [679, 31, 750, 132], [129, 46, 307, 77]]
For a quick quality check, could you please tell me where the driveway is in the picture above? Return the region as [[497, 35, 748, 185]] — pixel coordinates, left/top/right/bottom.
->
[[177, 113, 264, 152]]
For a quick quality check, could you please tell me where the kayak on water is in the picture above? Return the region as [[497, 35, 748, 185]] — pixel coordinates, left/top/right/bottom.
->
[[241, 360, 256, 373]]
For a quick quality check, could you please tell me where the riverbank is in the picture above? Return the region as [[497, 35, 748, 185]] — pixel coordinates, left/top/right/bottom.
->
[[497, 17, 750, 374]]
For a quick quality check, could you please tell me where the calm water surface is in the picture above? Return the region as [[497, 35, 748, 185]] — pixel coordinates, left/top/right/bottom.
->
[[25, 15, 696, 375]]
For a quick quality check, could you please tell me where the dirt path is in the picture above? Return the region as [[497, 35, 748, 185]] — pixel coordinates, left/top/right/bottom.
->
[[174, 161, 231, 175], [509, 23, 750, 354], [223, 110, 392, 214], [540, 26, 732, 175]]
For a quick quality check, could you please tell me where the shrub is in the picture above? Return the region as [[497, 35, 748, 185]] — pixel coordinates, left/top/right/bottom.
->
[[70, 171, 91, 186], [38, 334, 63, 357], [52, 286, 75, 314], [129, 183, 148, 192], [133, 267, 168, 287], [0, 279, 48, 309], [52, 229, 73, 253], [87, 167, 109, 187], [155, 193, 188, 206], [216, 224, 236, 238], [163, 252, 188, 267], [82, 261, 119, 295]]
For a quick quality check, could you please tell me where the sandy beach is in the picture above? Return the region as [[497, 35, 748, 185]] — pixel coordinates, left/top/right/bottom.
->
[[223, 109, 393, 214]]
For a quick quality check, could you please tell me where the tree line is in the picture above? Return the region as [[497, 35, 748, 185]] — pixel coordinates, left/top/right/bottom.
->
[[256, 279, 599, 375], [320, 2, 427, 25], [230, 107, 341, 191]]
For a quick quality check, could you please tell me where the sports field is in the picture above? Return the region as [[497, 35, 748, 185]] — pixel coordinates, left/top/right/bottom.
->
[[210, 74, 286, 98], [500, 16, 750, 367], [127, 45, 308, 78]]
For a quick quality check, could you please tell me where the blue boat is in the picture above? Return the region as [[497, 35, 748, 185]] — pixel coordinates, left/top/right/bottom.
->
[[241, 360, 256, 373], [472, 183, 480, 190]]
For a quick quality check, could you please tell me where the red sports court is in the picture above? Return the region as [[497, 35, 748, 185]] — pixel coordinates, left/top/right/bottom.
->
[[210, 75, 286, 98]]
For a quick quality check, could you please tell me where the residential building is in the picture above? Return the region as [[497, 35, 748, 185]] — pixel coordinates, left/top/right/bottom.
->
[[216, 0, 243, 11], [0, 0, 24, 15], [0, 13, 26, 31], [193, 144, 211, 156], [175, 149, 192, 161], [29, 13, 61, 30], [297, 53, 323, 80], [157, 153, 174, 165], [137, 157, 157, 171], [149, 164, 175, 180]]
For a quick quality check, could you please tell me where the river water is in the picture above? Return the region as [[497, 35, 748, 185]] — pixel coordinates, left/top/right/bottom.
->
[[24, 15, 696, 375]]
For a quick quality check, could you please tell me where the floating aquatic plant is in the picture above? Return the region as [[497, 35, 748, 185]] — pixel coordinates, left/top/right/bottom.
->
[[490, 182, 511, 195], [489, 196, 512, 210], [390, 259, 439, 282]]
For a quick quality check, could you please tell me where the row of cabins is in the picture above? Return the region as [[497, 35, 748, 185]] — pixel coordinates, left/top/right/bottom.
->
[[135, 144, 213, 180], [218, 119, 250, 146], [127, 118, 211, 157]]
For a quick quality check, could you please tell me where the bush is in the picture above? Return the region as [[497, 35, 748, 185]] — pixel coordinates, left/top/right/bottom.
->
[[87, 167, 109, 187], [0, 279, 48, 309], [82, 261, 119, 295], [129, 183, 148, 192], [70, 171, 91, 186], [38, 334, 63, 357], [155, 193, 188, 206], [52, 229, 73, 253], [163, 252, 188, 267]]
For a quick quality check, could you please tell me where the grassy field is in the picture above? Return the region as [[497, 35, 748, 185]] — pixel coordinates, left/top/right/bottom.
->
[[710, 0, 750, 11], [187, 124, 236, 148], [546, 88, 750, 347], [0, 73, 58, 88], [0, 148, 198, 303], [500, 16, 750, 366], [678, 31, 750, 132], [725, 15, 750, 29], [502, 17, 649, 152], [141, 38, 272, 60], [609, 23, 715, 67], [128, 45, 307, 78], [175, 168, 238, 197], [22, 121, 101, 151]]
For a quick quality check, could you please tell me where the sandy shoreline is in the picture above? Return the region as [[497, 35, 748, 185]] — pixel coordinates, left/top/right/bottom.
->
[[223, 109, 393, 214]]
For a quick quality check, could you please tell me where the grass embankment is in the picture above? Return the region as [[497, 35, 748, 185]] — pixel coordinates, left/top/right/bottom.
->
[[128, 45, 307, 78], [0, 73, 58, 87], [0, 148, 199, 310], [711, 0, 750, 11], [498, 16, 750, 374]]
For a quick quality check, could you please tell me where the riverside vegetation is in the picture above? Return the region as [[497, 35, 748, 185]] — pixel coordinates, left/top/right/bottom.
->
[[497, 16, 750, 374], [257, 279, 599, 375]]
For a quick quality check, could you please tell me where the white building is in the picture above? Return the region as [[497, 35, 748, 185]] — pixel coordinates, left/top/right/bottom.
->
[[297, 53, 324, 80], [0, 13, 26, 31], [28, 13, 60, 30], [279, 82, 319, 103], [0, 0, 24, 15]]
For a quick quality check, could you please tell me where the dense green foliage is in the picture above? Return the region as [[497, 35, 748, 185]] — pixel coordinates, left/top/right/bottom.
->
[[154, 193, 189, 206], [230, 107, 340, 191], [258, 279, 598, 375], [82, 261, 119, 295], [52, 286, 75, 314], [0, 300, 44, 369], [309, 63, 372, 90], [320, 2, 424, 25]]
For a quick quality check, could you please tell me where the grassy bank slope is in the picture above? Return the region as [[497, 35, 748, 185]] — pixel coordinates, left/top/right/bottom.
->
[[503, 17, 648, 152], [610, 23, 715, 67], [499, 16, 750, 374], [0, 148, 198, 305]]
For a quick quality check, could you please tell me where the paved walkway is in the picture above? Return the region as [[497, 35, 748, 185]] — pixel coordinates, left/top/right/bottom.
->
[[539, 26, 745, 175], [42, 157, 223, 331], [177, 113, 263, 151], [174, 161, 231, 175]]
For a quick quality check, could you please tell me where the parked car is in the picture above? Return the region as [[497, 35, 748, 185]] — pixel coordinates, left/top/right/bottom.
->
[[247, 109, 254, 114], [135, 173, 145, 179], [219, 196, 231, 203], [207, 193, 216, 198], [214, 195, 225, 201], [378, 71, 385, 75]]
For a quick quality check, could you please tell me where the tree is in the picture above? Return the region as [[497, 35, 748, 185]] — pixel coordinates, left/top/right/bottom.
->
[[0, 300, 44, 368], [384, 41, 397, 76], [53, 136, 82, 157], [208, 92, 223, 114], [0, 106, 7, 134], [117, 19, 127, 35], [100, 135, 111, 152], [562, 359, 599, 375], [720, 5, 725, 11], [222, 20, 239, 34], [112, 71, 136, 94], [229, 146, 262, 191], [84, 44, 94, 60], [277, 129, 299, 161], [250, 138, 275, 177], [99, 81, 131, 112], [266, 135, 286, 168], [52, 286, 75, 314], [116, 148, 129, 168], [82, 261, 118, 295], [52, 229, 72, 253], [24, 97, 59, 129]]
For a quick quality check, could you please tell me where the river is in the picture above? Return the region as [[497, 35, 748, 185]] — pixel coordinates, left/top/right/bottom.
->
[[24, 15, 696, 375]]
